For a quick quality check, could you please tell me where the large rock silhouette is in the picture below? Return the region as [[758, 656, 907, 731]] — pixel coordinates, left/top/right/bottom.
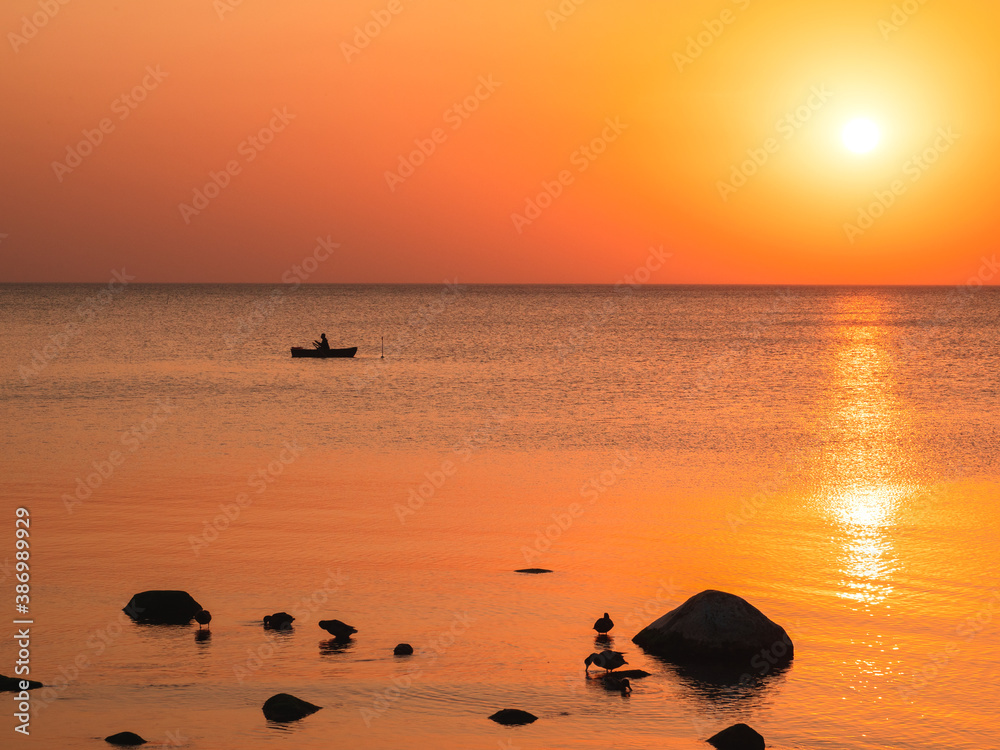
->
[[123, 591, 202, 625], [632, 590, 793, 665]]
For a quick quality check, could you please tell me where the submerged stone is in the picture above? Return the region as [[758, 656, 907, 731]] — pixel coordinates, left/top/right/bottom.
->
[[262, 693, 322, 722], [105, 732, 147, 746], [489, 708, 538, 725]]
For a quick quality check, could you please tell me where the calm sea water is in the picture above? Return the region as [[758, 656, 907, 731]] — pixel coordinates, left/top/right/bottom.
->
[[1, 284, 998, 749]]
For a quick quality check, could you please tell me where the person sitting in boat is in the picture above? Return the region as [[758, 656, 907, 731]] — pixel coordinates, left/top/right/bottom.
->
[[313, 333, 330, 350]]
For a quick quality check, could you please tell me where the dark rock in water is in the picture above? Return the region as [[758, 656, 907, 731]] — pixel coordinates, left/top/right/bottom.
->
[[632, 590, 793, 665], [707, 723, 765, 750], [515, 568, 552, 574], [263, 612, 295, 630], [0, 674, 43, 691], [261, 693, 322, 722], [489, 708, 538, 725], [393, 643, 414, 655], [123, 591, 202, 625], [105, 731, 147, 746], [318, 618, 357, 640]]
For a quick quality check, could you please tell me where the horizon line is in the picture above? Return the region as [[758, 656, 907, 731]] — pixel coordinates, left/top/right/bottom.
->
[[1, 281, 997, 289]]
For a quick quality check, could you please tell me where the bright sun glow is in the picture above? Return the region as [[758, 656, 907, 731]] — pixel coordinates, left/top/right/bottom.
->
[[842, 118, 881, 153]]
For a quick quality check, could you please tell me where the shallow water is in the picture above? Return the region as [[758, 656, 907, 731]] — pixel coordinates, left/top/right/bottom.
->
[[1, 283, 998, 748]]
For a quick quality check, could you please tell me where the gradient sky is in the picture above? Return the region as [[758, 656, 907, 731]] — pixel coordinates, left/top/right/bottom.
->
[[3, 0, 999, 283]]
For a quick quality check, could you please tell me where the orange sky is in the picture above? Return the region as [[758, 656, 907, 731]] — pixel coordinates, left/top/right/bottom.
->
[[2, 0, 999, 284]]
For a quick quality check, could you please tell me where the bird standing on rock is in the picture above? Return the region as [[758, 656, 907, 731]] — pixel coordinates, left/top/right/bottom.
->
[[593, 612, 614, 635], [584, 650, 627, 673], [194, 610, 212, 630], [318, 619, 357, 640]]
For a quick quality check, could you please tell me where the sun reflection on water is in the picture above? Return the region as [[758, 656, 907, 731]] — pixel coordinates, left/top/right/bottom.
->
[[828, 484, 907, 605], [820, 296, 913, 607]]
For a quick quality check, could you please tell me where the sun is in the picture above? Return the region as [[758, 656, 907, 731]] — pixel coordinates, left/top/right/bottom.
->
[[842, 118, 880, 154]]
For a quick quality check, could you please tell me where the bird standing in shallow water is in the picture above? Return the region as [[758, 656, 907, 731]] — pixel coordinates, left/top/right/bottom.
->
[[593, 612, 614, 635], [584, 651, 627, 673], [318, 619, 357, 640], [263, 612, 295, 630], [194, 610, 212, 630], [604, 675, 632, 695]]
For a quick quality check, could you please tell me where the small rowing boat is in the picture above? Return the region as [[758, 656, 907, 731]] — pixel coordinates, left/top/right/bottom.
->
[[290, 346, 358, 358]]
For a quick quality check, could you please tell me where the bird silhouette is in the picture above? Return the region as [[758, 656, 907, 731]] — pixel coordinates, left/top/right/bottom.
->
[[604, 675, 632, 695], [593, 612, 614, 635], [194, 610, 212, 630], [263, 612, 295, 630], [318, 619, 357, 640], [584, 650, 627, 673]]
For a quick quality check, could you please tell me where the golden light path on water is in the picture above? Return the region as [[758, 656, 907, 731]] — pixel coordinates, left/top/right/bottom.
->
[[809, 292, 920, 703], [820, 295, 915, 609]]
